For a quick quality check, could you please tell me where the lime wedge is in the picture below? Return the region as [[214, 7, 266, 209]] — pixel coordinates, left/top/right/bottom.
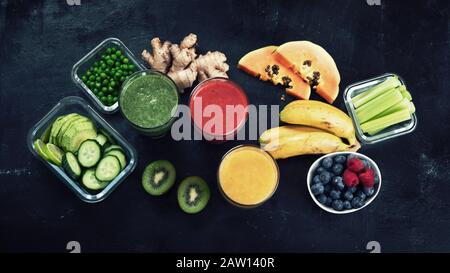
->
[[34, 139, 50, 161], [46, 143, 64, 166]]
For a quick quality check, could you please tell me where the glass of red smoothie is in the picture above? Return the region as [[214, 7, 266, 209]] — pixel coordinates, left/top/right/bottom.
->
[[189, 78, 249, 142]]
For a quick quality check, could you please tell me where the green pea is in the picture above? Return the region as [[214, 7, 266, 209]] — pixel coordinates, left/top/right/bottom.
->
[[102, 87, 108, 93], [107, 60, 114, 67], [100, 72, 107, 79], [96, 76, 101, 82], [101, 54, 107, 60], [86, 71, 92, 76], [113, 96, 118, 102], [119, 55, 125, 60], [93, 61, 99, 67], [108, 86, 114, 92], [101, 63, 106, 69], [98, 91, 104, 97], [110, 80, 117, 87], [111, 54, 117, 60], [101, 96, 107, 102], [123, 58, 129, 64], [88, 75, 94, 81], [95, 82, 101, 88], [81, 75, 87, 82], [128, 64, 135, 71], [115, 61, 121, 67], [102, 78, 109, 85], [110, 47, 116, 53], [106, 48, 112, 54], [115, 50, 122, 56], [120, 76, 126, 82], [93, 88, 99, 93]]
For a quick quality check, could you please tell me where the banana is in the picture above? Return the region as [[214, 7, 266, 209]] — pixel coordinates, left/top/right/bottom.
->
[[260, 125, 360, 159], [259, 126, 322, 144], [280, 100, 357, 145]]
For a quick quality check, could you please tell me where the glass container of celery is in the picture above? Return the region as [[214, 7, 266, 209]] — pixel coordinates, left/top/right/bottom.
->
[[344, 73, 417, 144]]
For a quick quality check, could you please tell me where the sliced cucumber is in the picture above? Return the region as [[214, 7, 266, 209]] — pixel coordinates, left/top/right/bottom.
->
[[104, 144, 123, 154], [57, 116, 87, 146], [46, 143, 64, 166], [34, 139, 50, 161], [50, 114, 78, 145], [77, 140, 101, 168], [49, 116, 64, 144], [95, 134, 108, 147], [105, 149, 126, 170], [61, 129, 97, 153], [100, 129, 116, 145], [63, 152, 82, 180], [95, 155, 121, 182], [40, 124, 52, 144], [82, 169, 109, 190]]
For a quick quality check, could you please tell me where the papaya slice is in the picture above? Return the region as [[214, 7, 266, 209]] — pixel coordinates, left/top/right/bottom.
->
[[273, 41, 341, 103], [238, 46, 311, 100]]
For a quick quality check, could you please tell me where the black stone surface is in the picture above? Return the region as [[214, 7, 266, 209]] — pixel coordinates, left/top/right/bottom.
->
[[1, 0, 449, 252]]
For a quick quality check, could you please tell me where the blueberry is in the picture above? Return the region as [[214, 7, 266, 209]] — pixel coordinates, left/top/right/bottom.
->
[[332, 176, 343, 186], [352, 197, 363, 208], [343, 201, 352, 210], [325, 197, 333, 207], [319, 171, 332, 184], [334, 155, 347, 164], [374, 176, 380, 184], [344, 191, 354, 201], [332, 164, 344, 175], [322, 157, 333, 169], [363, 187, 375, 197], [317, 194, 327, 204], [316, 167, 326, 174], [324, 184, 332, 193], [311, 183, 324, 195], [362, 159, 370, 169], [355, 191, 366, 201], [332, 200, 344, 211], [330, 190, 341, 200], [348, 187, 357, 193], [336, 181, 345, 191], [312, 175, 321, 184]]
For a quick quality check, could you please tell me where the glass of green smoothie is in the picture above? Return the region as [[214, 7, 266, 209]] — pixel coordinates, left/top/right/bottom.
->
[[119, 70, 179, 137]]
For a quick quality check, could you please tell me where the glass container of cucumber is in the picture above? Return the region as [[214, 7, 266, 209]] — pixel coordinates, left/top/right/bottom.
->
[[27, 96, 137, 203], [71, 37, 146, 114], [343, 73, 418, 144]]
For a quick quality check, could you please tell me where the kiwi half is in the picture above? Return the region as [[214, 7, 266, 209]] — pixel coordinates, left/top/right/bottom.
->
[[142, 160, 176, 196], [177, 176, 210, 214]]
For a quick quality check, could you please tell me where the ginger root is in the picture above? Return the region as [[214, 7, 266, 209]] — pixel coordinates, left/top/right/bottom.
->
[[142, 38, 172, 73], [194, 51, 229, 82], [142, 33, 229, 93]]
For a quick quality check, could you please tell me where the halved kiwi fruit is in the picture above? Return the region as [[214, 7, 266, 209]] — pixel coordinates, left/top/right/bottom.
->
[[142, 160, 176, 196], [177, 176, 210, 214]]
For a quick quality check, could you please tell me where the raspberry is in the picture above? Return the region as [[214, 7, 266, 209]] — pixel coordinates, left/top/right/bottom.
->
[[347, 158, 365, 173], [343, 169, 359, 187], [359, 168, 375, 188]]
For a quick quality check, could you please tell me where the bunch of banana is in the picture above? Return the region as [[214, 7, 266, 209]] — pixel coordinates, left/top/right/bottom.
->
[[260, 100, 360, 159]]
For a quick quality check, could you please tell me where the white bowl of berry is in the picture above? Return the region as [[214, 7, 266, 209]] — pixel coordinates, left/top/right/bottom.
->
[[307, 152, 381, 214]]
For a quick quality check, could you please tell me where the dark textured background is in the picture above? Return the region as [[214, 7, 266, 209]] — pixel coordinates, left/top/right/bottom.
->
[[1, 0, 449, 253]]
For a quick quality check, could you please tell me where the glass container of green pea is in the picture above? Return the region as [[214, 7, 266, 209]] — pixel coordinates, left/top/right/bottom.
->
[[72, 37, 145, 114]]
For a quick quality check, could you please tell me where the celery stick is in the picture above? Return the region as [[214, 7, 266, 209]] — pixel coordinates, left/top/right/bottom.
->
[[371, 98, 411, 120], [360, 108, 412, 135], [352, 76, 402, 108], [400, 86, 412, 101], [355, 89, 403, 124]]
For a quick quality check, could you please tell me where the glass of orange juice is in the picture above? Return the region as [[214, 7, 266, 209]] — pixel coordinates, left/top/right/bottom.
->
[[218, 145, 279, 208]]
